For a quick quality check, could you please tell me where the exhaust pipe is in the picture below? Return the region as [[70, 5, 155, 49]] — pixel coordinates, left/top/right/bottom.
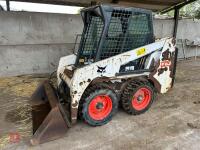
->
[[30, 80, 71, 145]]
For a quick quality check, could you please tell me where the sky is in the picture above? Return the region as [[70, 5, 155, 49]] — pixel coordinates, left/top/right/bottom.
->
[[0, 1, 83, 14]]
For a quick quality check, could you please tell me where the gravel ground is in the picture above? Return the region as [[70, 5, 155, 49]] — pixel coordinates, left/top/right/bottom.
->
[[0, 59, 200, 150]]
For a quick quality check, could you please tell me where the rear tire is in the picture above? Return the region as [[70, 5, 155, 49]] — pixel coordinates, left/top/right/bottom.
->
[[82, 87, 118, 126], [121, 80, 155, 115]]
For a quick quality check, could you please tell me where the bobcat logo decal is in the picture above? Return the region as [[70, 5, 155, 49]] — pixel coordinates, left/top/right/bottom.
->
[[97, 66, 107, 74]]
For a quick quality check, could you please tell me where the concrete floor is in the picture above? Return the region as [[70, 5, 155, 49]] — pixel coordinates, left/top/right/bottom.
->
[[1, 59, 200, 150]]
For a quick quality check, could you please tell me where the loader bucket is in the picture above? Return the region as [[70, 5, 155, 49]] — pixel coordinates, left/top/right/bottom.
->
[[30, 80, 71, 145]]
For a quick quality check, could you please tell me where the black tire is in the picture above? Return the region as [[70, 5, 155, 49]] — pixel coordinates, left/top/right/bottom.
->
[[82, 87, 118, 126], [78, 83, 112, 119], [121, 80, 155, 115]]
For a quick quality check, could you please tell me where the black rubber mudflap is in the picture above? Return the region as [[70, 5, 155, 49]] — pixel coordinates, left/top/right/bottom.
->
[[30, 80, 71, 145]]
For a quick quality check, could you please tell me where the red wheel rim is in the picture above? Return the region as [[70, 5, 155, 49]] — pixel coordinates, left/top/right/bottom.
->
[[88, 95, 112, 120], [131, 88, 151, 111]]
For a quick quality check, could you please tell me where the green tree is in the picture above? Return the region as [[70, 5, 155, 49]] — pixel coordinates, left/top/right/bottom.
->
[[165, 0, 200, 19], [195, 10, 200, 19]]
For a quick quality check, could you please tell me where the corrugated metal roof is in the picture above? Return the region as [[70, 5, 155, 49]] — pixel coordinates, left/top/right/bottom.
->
[[11, 0, 196, 12]]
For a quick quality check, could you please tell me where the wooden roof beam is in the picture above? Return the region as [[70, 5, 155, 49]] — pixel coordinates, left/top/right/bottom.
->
[[10, 0, 90, 7], [116, 0, 176, 6]]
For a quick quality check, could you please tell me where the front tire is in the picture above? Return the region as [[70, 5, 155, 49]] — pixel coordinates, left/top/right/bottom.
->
[[82, 88, 118, 126]]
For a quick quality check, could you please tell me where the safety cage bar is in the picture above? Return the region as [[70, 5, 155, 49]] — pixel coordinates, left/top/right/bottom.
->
[[75, 5, 154, 66]]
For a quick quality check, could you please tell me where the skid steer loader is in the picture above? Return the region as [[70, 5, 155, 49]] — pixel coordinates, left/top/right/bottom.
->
[[30, 5, 178, 145]]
